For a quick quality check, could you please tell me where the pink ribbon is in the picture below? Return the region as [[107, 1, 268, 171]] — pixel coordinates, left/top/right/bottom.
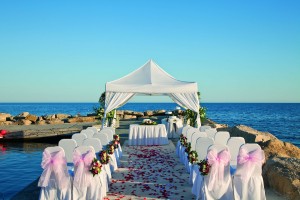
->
[[73, 149, 95, 189], [207, 149, 231, 190], [38, 149, 69, 189], [237, 148, 265, 181]]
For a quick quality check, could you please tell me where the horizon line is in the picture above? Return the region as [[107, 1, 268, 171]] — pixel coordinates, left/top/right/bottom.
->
[[0, 102, 299, 104]]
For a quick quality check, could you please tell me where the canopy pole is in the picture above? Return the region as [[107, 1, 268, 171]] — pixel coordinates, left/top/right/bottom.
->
[[102, 112, 107, 128]]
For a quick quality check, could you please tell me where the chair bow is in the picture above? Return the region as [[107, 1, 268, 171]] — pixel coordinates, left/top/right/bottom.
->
[[38, 150, 69, 189], [207, 149, 231, 190], [73, 149, 95, 189], [237, 148, 265, 181]]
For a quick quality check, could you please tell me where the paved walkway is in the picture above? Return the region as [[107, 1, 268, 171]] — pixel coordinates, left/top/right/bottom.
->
[[105, 141, 195, 200]]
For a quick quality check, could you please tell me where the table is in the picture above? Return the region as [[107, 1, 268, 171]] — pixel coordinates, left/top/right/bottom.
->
[[128, 124, 169, 146], [161, 117, 183, 138]]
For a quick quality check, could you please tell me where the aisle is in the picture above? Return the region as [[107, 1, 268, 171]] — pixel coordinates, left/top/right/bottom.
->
[[105, 141, 195, 200]]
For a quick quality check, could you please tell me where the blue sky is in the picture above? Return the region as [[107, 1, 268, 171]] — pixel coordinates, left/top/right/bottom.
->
[[0, 0, 299, 103]]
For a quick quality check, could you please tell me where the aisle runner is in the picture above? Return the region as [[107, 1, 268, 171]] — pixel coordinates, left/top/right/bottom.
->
[[105, 141, 195, 200]]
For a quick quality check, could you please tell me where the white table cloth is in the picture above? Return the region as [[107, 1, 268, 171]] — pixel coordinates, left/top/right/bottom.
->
[[129, 124, 169, 146], [161, 117, 183, 138]]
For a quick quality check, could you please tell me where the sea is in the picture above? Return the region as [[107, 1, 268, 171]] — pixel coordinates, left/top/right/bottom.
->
[[0, 102, 300, 199]]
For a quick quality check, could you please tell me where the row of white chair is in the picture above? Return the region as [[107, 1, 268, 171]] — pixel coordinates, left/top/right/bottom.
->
[[38, 145, 108, 200]]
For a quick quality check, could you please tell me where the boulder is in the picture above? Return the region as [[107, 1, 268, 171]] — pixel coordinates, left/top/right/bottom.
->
[[36, 120, 46, 125], [133, 112, 144, 117], [25, 114, 38, 123], [17, 119, 32, 125], [44, 114, 56, 120], [144, 110, 154, 116], [55, 114, 70, 120], [116, 110, 124, 115], [263, 157, 300, 200], [123, 115, 136, 120], [1, 121, 14, 125], [37, 116, 44, 121], [18, 112, 30, 117], [154, 110, 166, 116], [87, 113, 97, 117], [46, 119, 64, 124], [66, 117, 96, 123], [227, 125, 276, 143], [261, 139, 300, 160], [0, 116, 6, 122], [124, 110, 134, 115], [0, 113, 11, 121]]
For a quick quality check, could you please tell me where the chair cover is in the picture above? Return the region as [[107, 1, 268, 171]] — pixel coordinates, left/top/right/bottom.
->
[[191, 131, 207, 150], [102, 127, 116, 134], [81, 129, 95, 138], [72, 133, 87, 146], [214, 131, 230, 146], [72, 146, 105, 200], [233, 144, 266, 200], [58, 139, 77, 163], [87, 127, 98, 134], [38, 146, 72, 200], [200, 125, 211, 132], [193, 145, 233, 200], [100, 129, 114, 141], [93, 133, 110, 148], [205, 128, 217, 139], [176, 125, 190, 157], [227, 137, 245, 173]]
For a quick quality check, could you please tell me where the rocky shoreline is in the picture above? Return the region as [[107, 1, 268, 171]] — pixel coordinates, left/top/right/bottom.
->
[[1, 110, 300, 199]]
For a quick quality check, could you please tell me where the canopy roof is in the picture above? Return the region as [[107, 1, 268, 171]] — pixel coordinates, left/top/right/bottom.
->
[[106, 60, 198, 94]]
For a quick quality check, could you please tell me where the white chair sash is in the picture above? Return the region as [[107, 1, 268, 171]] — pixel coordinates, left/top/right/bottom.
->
[[207, 149, 231, 191], [73, 150, 95, 189], [38, 150, 69, 189]]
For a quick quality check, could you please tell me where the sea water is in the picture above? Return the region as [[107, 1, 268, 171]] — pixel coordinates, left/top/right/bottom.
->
[[0, 103, 299, 199]]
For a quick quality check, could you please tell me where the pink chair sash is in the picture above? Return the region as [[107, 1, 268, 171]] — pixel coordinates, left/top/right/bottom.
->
[[237, 148, 265, 181], [73, 149, 95, 189], [38, 150, 69, 189], [207, 149, 231, 190]]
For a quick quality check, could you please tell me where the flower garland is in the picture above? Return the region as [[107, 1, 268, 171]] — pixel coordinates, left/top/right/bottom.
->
[[107, 142, 115, 155], [113, 134, 120, 149], [188, 150, 198, 164], [180, 134, 187, 147], [185, 142, 191, 153], [90, 158, 102, 176], [198, 159, 211, 176], [99, 150, 110, 164]]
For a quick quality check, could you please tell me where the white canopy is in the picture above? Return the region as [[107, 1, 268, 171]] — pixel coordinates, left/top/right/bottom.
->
[[103, 60, 201, 127]]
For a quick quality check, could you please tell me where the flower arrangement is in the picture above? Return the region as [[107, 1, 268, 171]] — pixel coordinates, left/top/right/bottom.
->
[[185, 142, 191, 153], [180, 134, 187, 147], [113, 134, 120, 149], [99, 150, 110, 164], [90, 158, 102, 176], [113, 134, 120, 142], [198, 159, 211, 176], [141, 119, 157, 125], [107, 142, 115, 155], [188, 150, 198, 164]]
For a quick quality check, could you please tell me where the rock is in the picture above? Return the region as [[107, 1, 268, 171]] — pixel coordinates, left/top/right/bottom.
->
[[55, 114, 70, 120], [25, 114, 38, 123], [87, 113, 97, 117], [263, 157, 300, 200], [37, 117, 44, 121], [123, 115, 136, 120], [116, 110, 124, 115], [44, 114, 56, 120], [17, 119, 32, 125], [0, 113, 11, 121], [124, 110, 134, 115], [133, 112, 144, 117], [18, 112, 30, 117], [261, 139, 300, 160], [144, 110, 154, 116], [1, 121, 14, 125], [154, 110, 166, 116], [46, 119, 64, 124], [36, 120, 46, 125], [227, 125, 276, 143], [66, 117, 96, 123]]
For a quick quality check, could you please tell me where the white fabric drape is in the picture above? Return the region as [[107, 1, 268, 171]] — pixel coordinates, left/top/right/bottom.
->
[[102, 92, 134, 127], [168, 93, 201, 127]]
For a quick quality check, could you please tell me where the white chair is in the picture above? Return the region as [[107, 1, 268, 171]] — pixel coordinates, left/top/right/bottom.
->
[[233, 143, 266, 200], [227, 137, 246, 171], [186, 127, 197, 143], [72, 133, 87, 146], [200, 125, 211, 132], [102, 127, 115, 134], [38, 146, 72, 200], [190, 131, 207, 150], [193, 144, 233, 200], [58, 139, 77, 164], [214, 131, 230, 146], [81, 138, 112, 183], [93, 133, 110, 148], [190, 137, 215, 185], [184, 127, 198, 172], [81, 129, 94, 138], [99, 129, 114, 142], [176, 125, 190, 157], [72, 146, 105, 200], [205, 128, 217, 139], [87, 127, 98, 134]]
